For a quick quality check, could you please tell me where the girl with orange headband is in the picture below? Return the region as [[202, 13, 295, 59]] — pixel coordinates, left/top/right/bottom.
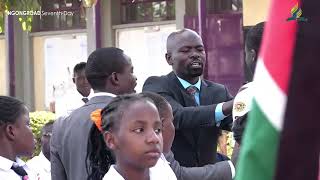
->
[[86, 94, 176, 180]]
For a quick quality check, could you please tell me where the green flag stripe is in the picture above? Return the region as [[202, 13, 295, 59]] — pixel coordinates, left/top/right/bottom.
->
[[236, 99, 280, 180]]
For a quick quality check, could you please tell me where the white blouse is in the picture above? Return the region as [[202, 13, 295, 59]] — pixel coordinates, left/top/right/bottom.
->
[[103, 154, 177, 180], [27, 151, 51, 180], [0, 156, 39, 180]]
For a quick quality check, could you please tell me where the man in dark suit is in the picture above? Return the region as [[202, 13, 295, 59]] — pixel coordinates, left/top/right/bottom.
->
[[50, 47, 137, 180], [143, 29, 234, 168]]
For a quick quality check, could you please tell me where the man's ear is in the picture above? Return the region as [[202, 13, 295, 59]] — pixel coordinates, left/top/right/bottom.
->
[[104, 131, 117, 150], [72, 77, 75, 84], [5, 124, 16, 141], [250, 49, 257, 64], [110, 72, 120, 86], [165, 53, 173, 66]]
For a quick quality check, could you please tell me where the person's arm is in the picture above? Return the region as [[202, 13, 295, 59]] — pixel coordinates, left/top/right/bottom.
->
[[218, 86, 234, 131], [215, 100, 233, 131], [51, 118, 67, 180], [143, 77, 218, 129], [165, 151, 233, 180], [222, 100, 234, 117], [164, 93, 218, 128]]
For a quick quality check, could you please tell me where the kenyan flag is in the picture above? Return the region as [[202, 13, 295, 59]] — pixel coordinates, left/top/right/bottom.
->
[[236, 0, 320, 180]]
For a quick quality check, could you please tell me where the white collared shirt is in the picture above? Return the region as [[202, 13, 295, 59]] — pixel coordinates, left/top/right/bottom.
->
[[0, 156, 39, 180], [176, 75, 227, 123], [150, 154, 177, 180], [27, 151, 51, 180], [103, 154, 177, 180], [90, 92, 116, 98], [102, 165, 124, 180], [55, 89, 94, 117]]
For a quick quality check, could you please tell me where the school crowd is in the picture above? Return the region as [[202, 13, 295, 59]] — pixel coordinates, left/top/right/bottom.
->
[[0, 23, 264, 180]]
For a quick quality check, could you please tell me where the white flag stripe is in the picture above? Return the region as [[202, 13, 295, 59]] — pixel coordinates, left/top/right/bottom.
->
[[253, 59, 287, 131]]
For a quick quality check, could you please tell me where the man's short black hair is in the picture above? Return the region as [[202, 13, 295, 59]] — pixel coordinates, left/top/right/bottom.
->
[[245, 22, 265, 52], [166, 29, 199, 52], [73, 62, 86, 75], [0, 96, 26, 125], [85, 47, 128, 90]]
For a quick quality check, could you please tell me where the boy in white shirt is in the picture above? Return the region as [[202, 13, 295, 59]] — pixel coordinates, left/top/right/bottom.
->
[[0, 96, 38, 180], [27, 121, 54, 180]]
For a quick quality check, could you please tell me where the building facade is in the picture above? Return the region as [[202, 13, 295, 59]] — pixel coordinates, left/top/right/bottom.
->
[[0, 0, 269, 111]]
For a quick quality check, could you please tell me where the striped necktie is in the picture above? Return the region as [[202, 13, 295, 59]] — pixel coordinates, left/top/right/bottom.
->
[[186, 86, 199, 106]]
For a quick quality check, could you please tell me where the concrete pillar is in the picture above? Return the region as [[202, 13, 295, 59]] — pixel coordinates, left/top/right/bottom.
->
[[101, 0, 114, 47], [5, 15, 15, 97], [86, 0, 103, 54], [86, 6, 97, 55], [175, 0, 186, 29], [32, 36, 45, 111], [0, 36, 8, 95], [11, 16, 34, 109]]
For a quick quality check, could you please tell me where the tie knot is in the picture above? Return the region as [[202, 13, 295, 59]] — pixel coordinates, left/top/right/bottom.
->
[[82, 97, 89, 103], [186, 86, 198, 95], [11, 165, 28, 178]]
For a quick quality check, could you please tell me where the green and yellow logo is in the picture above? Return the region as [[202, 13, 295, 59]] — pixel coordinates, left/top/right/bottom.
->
[[287, 3, 308, 22]]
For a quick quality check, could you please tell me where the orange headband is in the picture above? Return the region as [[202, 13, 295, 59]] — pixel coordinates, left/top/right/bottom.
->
[[90, 109, 103, 132]]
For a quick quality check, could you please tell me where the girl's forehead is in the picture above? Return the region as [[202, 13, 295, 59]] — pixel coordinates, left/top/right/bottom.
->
[[125, 100, 156, 112], [121, 101, 160, 122]]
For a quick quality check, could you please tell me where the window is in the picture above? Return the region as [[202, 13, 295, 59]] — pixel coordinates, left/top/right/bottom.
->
[[116, 24, 176, 92], [44, 34, 87, 107], [207, 0, 242, 14], [32, 0, 86, 32], [121, 0, 175, 24]]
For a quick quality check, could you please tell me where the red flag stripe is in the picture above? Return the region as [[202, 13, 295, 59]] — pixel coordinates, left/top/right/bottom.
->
[[258, 0, 299, 94]]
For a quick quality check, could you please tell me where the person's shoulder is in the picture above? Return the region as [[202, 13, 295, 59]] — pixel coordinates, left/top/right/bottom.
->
[[52, 110, 82, 135], [53, 115, 67, 128], [203, 79, 227, 89], [143, 73, 174, 92], [145, 74, 168, 84], [51, 116, 68, 138]]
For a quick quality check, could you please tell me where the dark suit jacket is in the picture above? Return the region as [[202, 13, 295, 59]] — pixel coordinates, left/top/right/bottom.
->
[[50, 96, 113, 180], [143, 72, 233, 167], [165, 151, 232, 180]]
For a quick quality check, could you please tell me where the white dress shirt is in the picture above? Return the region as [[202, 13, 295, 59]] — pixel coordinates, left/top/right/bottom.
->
[[90, 92, 116, 98], [27, 151, 51, 180], [0, 156, 39, 180], [55, 89, 94, 117], [103, 154, 177, 180], [102, 165, 124, 180], [150, 154, 177, 180]]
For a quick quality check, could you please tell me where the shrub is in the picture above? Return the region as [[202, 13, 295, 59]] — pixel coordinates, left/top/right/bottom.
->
[[29, 111, 56, 157], [217, 131, 235, 158]]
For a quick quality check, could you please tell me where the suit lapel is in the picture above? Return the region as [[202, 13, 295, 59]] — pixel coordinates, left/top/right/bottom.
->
[[167, 72, 197, 148], [199, 80, 213, 106], [167, 72, 198, 106]]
